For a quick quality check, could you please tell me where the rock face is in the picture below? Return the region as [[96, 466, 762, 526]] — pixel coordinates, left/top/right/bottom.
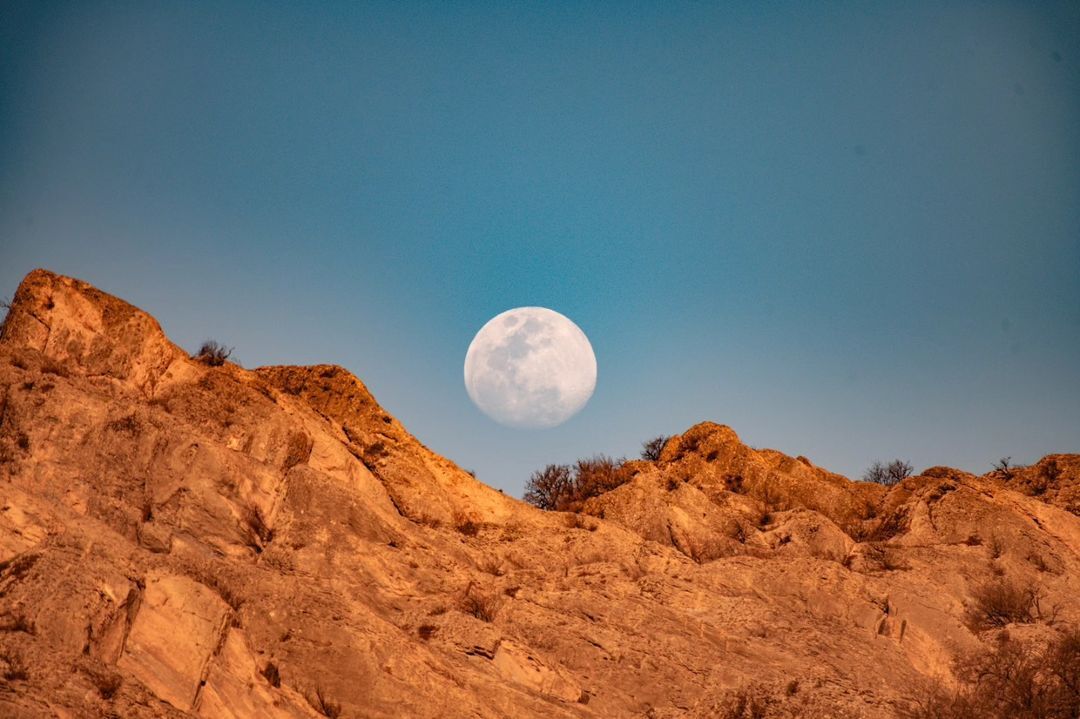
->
[[0, 269, 1076, 718]]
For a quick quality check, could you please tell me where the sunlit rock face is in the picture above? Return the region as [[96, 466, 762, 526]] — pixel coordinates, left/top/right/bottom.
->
[[1, 270, 1078, 719]]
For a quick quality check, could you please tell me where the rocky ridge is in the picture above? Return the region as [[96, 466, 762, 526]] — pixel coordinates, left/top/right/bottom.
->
[[0, 270, 1076, 718]]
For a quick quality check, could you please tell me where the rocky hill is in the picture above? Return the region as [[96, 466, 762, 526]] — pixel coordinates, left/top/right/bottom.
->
[[0, 270, 1076, 718]]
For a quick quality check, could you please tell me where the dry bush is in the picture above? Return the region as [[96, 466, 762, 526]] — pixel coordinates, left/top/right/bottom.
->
[[476, 556, 504, 576], [862, 542, 906, 572], [904, 629, 1080, 719], [88, 668, 122, 699], [987, 534, 1004, 559], [305, 685, 342, 718], [0, 612, 35, 634], [723, 473, 745, 493], [282, 431, 313, 471], [453, 512, 481, 537], [15, 433, 29, 451], [0, 553, 38, 581], [965, 579, 1040, 631], [0, 649, 28, 681], [992, 456, 1019, 480], [863, 459, 913, 486], [854, 506, 911, 542], [241, 505, 274, 552], [524, 463, 573, 510], [194, 340, 232, 367], [640, 435, 669, 461], [417, 624, 437, 641], [261, 662, 281, 687], [105, 414, 139, 435], [460, 582, 500, 622], [523, 457, 631, 512]]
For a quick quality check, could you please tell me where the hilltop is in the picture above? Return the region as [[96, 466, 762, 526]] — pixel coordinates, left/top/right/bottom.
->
[[0, 270, 1076, 718]]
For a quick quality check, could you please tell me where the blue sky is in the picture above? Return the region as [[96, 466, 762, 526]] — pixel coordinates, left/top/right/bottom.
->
[[1, 1, 1078, 493]]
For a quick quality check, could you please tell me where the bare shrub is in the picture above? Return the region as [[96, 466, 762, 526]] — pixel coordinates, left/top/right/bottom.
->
[[992, 456, 1019, 480], [524, 464, 573, 510], [904, 629, 1080, 719], [524, 457, 630, 512], [641, 435, 669, 461], [568, 455, 629, 509], [261, 662, 281, 687], [194, 340, 232, 367], [241, 505, 274, 552], [417, 624, 437, 641], [460, 582, 500, 622], [863, 459, 914, 486], [965, 579, 1040, 630], [987, 534, 1004, 559]]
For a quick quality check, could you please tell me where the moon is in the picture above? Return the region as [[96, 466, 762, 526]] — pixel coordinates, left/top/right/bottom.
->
[[464, 307, 597, 429]]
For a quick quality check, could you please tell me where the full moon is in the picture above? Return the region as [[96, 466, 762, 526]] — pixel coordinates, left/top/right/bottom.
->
[[464, 307, 597, 429]]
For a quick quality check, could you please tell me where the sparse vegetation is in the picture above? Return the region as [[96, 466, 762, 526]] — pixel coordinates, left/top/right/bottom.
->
[[283, 431, 313, 471], [862, 542, 906, 572], [305, 685, 342, 718], [460, 582, 500, 622], [417, 624, 438, 640], [194, 340, 232, 367], [453, 512, 481, 537], [88, 668, 123, 699], [718, 684, 771, 719], [241, 505, 274, 552], [863, 459, 913, 486], [641, 435, 669, 461], [0, 612, 35, 634], [0, 649, 28, 681], [476, 555, 504, 576], [106, 414, 139, 434], [523, 455, 630, 512], [965, 578, 1041, 631], [261, 662, 281, 687], [523, 464, 573, 510], [904, 629, 1080, 719]]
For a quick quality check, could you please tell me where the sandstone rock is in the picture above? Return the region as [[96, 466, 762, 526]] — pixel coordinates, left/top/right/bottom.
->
[[0, 270, 1076, 718]]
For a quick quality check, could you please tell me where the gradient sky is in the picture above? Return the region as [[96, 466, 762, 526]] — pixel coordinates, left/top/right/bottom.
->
[[2, 1, 1078, 494]]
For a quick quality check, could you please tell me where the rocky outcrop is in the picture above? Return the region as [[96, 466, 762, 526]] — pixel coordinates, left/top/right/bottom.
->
[[0, 270, 1076, 718]]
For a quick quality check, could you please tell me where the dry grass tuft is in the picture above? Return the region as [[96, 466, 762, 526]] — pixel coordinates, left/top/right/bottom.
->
[[460, 582, 500, 622]]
